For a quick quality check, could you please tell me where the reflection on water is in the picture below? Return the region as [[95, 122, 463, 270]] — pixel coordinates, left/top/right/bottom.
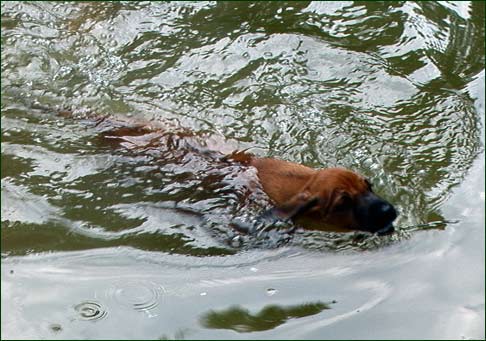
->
[[1, 2, 483, 254], [200, 301, 331, 332], [1, 1, 484, 339], [2, 1, 483, 256]]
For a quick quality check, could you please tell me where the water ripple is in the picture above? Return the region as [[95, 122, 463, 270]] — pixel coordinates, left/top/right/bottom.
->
[[105, 280, 165, 315], [1, 1, 483, 255], [73, 301, 107, 322]]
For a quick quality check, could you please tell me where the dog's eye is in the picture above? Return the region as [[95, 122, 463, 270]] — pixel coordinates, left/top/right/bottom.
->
[[334, 194, 353, 212]]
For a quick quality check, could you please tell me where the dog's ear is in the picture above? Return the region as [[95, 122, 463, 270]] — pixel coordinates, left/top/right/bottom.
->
[[268, 191, 320, 221]]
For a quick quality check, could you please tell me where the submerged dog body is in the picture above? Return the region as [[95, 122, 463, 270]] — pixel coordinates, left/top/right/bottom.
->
[[63, 111, 397, 235]]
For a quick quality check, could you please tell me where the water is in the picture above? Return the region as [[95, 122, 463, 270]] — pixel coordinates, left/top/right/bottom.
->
[[1, 1, 484, 339]]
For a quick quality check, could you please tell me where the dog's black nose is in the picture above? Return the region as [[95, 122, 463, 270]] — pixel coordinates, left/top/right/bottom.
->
[[355, 193, 398, 234], [369, 201, 397, 227], [370, 202, 397, 235], [379, 202, 397, 223]]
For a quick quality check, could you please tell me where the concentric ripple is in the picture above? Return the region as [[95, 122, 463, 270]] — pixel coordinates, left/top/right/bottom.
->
[[106, 280, 165, 313], [73, 301, 107, 322]]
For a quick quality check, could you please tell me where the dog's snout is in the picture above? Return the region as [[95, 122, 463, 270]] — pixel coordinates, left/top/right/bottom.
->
[[369, 200, 397, 228], [372, 201, 397, 224], [355, 193, 398, 233]]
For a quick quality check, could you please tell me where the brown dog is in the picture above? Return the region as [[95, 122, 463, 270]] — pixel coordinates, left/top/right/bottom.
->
[[61, 110, 397, 235]]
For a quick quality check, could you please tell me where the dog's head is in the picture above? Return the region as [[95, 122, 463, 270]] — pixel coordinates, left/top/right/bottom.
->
[[272, 168, 397, 234]]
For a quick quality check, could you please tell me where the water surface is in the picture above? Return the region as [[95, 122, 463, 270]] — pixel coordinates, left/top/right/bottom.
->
[[1, 1, 484, 339]]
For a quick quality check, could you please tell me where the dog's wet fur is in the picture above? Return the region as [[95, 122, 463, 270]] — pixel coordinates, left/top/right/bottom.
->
[[59, 110, 398, 235]]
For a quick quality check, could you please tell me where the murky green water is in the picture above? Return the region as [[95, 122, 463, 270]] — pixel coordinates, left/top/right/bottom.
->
[[1, 1, 484, 339]]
